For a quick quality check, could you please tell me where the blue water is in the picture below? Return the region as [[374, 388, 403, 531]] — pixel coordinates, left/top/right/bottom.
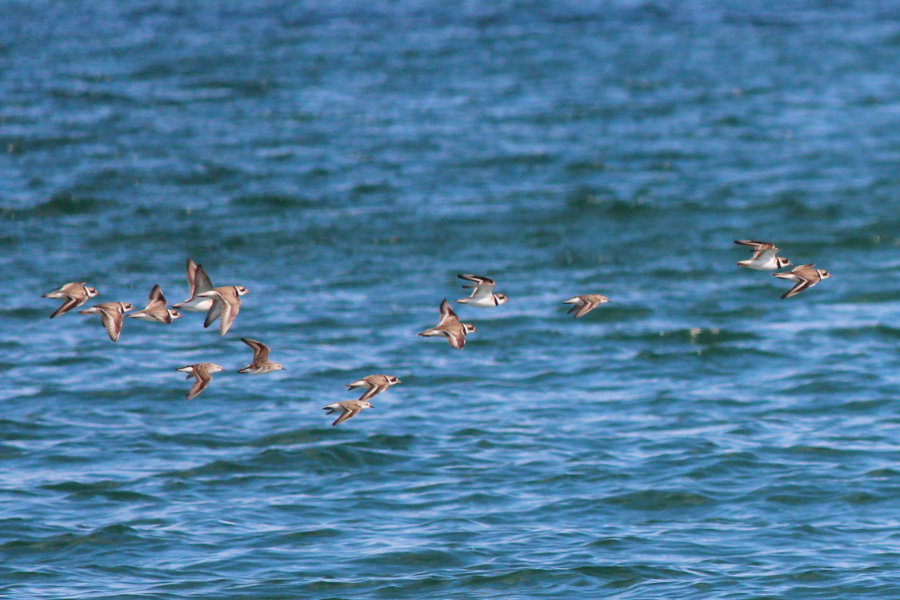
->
[[3, 1, 900, 598]]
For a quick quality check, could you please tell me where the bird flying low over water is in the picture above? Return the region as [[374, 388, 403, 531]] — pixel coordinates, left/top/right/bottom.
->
[[173, 259, 248, 335], [418, 299, 477, 349], [128, 284, 181, 324], [42, 281, 100, 318], [346, 374, 401, 402], [199, 285, 248, 336], [563, 294, 610, 319], [734, 240, 792, 270], [773, 264, 831, 299], [456, 274, 508, 307], [323, 399, 373, 426], [176, 362, 224, 400], [238, 337, 284, 374], [79, 301, 134, 342]]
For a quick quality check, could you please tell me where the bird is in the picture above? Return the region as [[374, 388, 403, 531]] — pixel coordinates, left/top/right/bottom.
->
[[176, 362, 224, 400], [345, 374, 401, 402], [772, 264, 831, 299], [42, 282, 100, 318], [238, 337, 284, 374], [563, 294, 611, 318], [128, 284, 181, 324], [172, 258, 249, 335], [173, 259, 216, 313], [199, 285, 248, 335], [79, 301, 134, 342], [456, 274, 508, 307], [734, 240, 792, 270], [322, 399, 373, 426], [418, 299, 477, 349]]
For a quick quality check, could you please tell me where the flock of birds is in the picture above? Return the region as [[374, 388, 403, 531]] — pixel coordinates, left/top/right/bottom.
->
[[41, 241, 829, 426]]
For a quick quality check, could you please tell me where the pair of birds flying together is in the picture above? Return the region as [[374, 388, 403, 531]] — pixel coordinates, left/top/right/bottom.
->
[[323, 374, 402, 426], [177, 337, 284, 400], [40, 259, 248, 341], [734, 240, 832, 299]]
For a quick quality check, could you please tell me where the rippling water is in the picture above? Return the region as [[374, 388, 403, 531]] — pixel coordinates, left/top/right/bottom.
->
[[3, 1, 900, 598]]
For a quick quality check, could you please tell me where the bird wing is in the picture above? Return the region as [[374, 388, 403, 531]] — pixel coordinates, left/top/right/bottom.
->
[[734, 240, 776, 251], [50, 296, 81, 319], [241, 337, 270, 363], [99, 305, 125, 342], [357, 380, 387, 402], [332, 406, 359, 426], [144, 285, 171, 322], [439, 298, 454, 319], [148, 284, 165, 304], [437, 300, 460, 329], [446, 328, 467, 349], [194, 264, 214, 294], [203, 293, 224, 329], [186, 369, 212, 400], [217, 291, 241, 335], [781, 278, 812, 299], [573, 298, 598, 318]]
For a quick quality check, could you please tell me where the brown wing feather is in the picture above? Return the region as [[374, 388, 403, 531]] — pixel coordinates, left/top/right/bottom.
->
[[186, 369, 212, 400], [241, 338, 269, 362], [194, 264, 214, 294], [218, 293, 241, 335], [50, 297, 80, 319], [99, 306, 124, 342], [203, 295, 224, 329], [357, 381, 386, 402], [333, 407, 359, 426], [446, 329, 466, 349]]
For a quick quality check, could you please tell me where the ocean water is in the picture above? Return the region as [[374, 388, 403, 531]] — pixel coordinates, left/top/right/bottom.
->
[[3, 1, 900, 598]]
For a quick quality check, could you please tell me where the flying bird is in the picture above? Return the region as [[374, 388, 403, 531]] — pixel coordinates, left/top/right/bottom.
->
[[128, 284, 180, 324], [238, 337, 284, 374], [734, 240, 792, 270], [345, 374, 401, 402], [418, 299, 476, 349], [176, 362, 224, 400], [773, 264, 831, 299], [42, 281, 99, 318], [456, 274, 508, 307], [79, 301, 134, 342], [563, 294, 611, 319], [173, 259, 248, 335], [322, 399, 373, 426]]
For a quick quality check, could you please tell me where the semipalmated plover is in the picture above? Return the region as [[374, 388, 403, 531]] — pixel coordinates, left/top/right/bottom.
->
[[418, 299, 476, 349], [238, 337, 284, 374], [128, 284, 181, 324], [322, 399, 372, 426], [199, 285, 248, 335], [457, 274, 508, 307], [176, 362, 224, 400], [173, 258, 216, 313], [42, 281, 99, 318], [346, 374, 401, 402], [79, 301, 134, 342], [734, 240, 792, 270], [563, 294, 611, 318], [773, 264, 831, 299]]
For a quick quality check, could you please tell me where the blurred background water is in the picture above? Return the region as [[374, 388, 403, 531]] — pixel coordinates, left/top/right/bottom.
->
[[3, 1, 900, 598]]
